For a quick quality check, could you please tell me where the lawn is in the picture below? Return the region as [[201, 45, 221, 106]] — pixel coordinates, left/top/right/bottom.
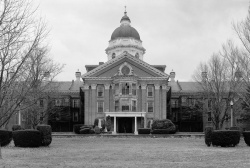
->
[[1, 137, 250, 168]]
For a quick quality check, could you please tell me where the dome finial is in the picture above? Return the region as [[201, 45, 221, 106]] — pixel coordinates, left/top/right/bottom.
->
[[124, 6, 127, 15]]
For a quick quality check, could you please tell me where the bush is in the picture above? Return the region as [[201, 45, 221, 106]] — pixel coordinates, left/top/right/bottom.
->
[[94, 126, 101, 134], [243, 131, 250, 146], [73, 124, 85, 134], [229, 126, 240, 131], [205, 126, 213, 147], [13, 130, 41, 147], [138, 128, 151, 134], [79, 128, 90, 134], [151, 119, 176, 134], [94, 118, 99, 127], [12, 124, 22, 131], [0, 130, 12, 147], [151, 129, 172, 134], [37, 125, 52, 146], [101, 119, 105, 131], [211, 130, 240, 147], [80, 125, 93, 130], [106, 115, 111, 132]]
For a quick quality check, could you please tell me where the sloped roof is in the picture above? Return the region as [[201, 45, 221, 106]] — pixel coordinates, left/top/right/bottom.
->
[[178, 82, 201, 93], [82, 52, 169, 78]]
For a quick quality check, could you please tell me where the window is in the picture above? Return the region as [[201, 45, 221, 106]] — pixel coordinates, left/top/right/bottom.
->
[[132, 100, 136, 112], [39, 99, 44, 107], [97, 101, 104, 113], [147, 85, 154, 97], [73, 111, 79, 122], [122, 83, 129, 95], [112, 53, 116, 59], [208, 112, 212, 122], [147, 102, 154, 112], [135, 53, 139, 58], [72, 99, 80, 108], [115, 100, 119, 112], [132, 84, 136, 95], [55, 99, 62, 106], [97, 85, 104, 97], [122, 105, 129, 112], [171, 99, 179, 108], [115, 84, 119, 95]]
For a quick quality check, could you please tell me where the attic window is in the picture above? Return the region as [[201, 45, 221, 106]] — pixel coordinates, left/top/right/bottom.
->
[[121, 66, 130, 75]]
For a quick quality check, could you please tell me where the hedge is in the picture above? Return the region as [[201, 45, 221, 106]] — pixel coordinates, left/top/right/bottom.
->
[[151, 119, 176, 134], [151, 129, 172, 134], [79, 128, 90, 134], [12, 124, 22, 131], [243, 131, 250, 146], [73, 124, 85, 134], [205, 126, 213, 147], [13, 130, 41, 147], [0, 130, 12, 147], [211, 130, 240, 147], [229, 127, 240, 131], [37, 125, 52, 146], [138, 128, 151, 134]]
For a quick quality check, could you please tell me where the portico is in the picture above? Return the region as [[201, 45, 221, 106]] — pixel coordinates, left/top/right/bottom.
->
[[105, 112, 146, 134]]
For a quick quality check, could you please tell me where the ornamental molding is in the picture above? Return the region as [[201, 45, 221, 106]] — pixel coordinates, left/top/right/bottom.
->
[[105, 44, 146, 52], [82, 52, 169, 78], [91, 84, 97, 89], [104, 84, 110, 90]]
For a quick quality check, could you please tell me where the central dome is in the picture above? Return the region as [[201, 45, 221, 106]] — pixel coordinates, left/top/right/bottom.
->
[[111, 25, 140, 41]]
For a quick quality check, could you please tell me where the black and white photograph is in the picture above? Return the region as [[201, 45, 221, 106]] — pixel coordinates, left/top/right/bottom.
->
[[1, 0, 250, 167]]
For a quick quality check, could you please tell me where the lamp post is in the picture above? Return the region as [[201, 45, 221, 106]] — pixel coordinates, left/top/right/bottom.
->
[[230, 100, 234, 127]]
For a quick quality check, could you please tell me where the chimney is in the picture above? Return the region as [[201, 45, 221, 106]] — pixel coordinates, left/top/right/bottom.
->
[[99, 62, 104, 65], [75, 70, 81, 81], [170, 70, 175, 82], [201, 72, 207, 82]]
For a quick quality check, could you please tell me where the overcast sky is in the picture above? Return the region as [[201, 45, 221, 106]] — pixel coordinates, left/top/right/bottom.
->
[[34, 0, 249, 81]]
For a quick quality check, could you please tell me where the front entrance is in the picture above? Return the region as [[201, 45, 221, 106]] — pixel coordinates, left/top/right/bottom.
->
[[117, 117, 133, 133]]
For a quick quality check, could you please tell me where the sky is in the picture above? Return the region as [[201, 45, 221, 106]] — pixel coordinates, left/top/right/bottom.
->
[[34, 0, 249, 82]]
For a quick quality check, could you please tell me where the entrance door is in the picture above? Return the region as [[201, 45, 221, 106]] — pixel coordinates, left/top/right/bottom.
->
[[118, 117, 133, 133]]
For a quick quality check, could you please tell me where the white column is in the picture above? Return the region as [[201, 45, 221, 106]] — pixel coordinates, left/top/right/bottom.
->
[[134, 116, 138, 135], [18, 110, 21, 125], [113, 116, 117, 134]]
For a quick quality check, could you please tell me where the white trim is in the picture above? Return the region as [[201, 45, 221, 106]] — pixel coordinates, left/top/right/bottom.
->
[[105, 112, 146, 117]]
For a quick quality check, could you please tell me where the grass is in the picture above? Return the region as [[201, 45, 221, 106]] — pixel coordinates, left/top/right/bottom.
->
[[1, 137, 250, 168]]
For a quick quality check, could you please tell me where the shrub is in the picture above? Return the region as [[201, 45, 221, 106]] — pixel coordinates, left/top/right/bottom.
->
[[138, 128, 151, 134], [101, 119, 105, 131], [13, 130, 41, 147], [37, 125, 52, 146], [151, 119, 176, 134], [94, 126, 101, 134], [147, 120, 152, 129], [94, 118, 99, 127], [151, 129, 171, 134], [205, 126, 213, 147], [106, 115, 111, 132], [79, 128, 90, 134], [12, 124, 22, 131], [211, 130, 240, 147], [243, 131, 250, 146], [229, 126, 240, 131], [80, 125, 93, 130], [89, 129, 95, 134], [0, 130, 12, 147], [73, 124, 85, 134]]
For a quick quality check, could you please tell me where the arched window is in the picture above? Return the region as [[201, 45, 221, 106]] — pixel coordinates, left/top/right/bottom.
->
[[135, 53, 139, 59], [112, 53, 116, 59]]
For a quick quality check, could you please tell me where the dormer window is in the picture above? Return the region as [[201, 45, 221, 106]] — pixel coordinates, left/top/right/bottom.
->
[[112, 53, 116, 59]]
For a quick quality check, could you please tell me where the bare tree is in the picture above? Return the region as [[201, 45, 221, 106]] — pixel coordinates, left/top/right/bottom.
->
[[0, 0, 62, 128], [193, 50, 241, 129]]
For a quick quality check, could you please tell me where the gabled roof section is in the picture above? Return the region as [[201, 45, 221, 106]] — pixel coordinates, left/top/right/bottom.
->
[[82, 52, 169, 78]]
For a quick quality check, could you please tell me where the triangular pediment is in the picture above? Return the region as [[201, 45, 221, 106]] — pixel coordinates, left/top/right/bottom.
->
[[82, 52, 169, 79]]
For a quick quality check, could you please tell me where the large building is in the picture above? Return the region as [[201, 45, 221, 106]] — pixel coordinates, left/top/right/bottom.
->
[[10, 10, 249, 133]]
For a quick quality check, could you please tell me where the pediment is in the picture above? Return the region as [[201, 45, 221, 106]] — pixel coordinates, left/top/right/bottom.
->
[[82, 52, 169, 79]]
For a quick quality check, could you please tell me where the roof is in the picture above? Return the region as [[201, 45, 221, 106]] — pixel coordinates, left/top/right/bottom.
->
[[82, 52, 169, 78], [111, 25, 140, 41]]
